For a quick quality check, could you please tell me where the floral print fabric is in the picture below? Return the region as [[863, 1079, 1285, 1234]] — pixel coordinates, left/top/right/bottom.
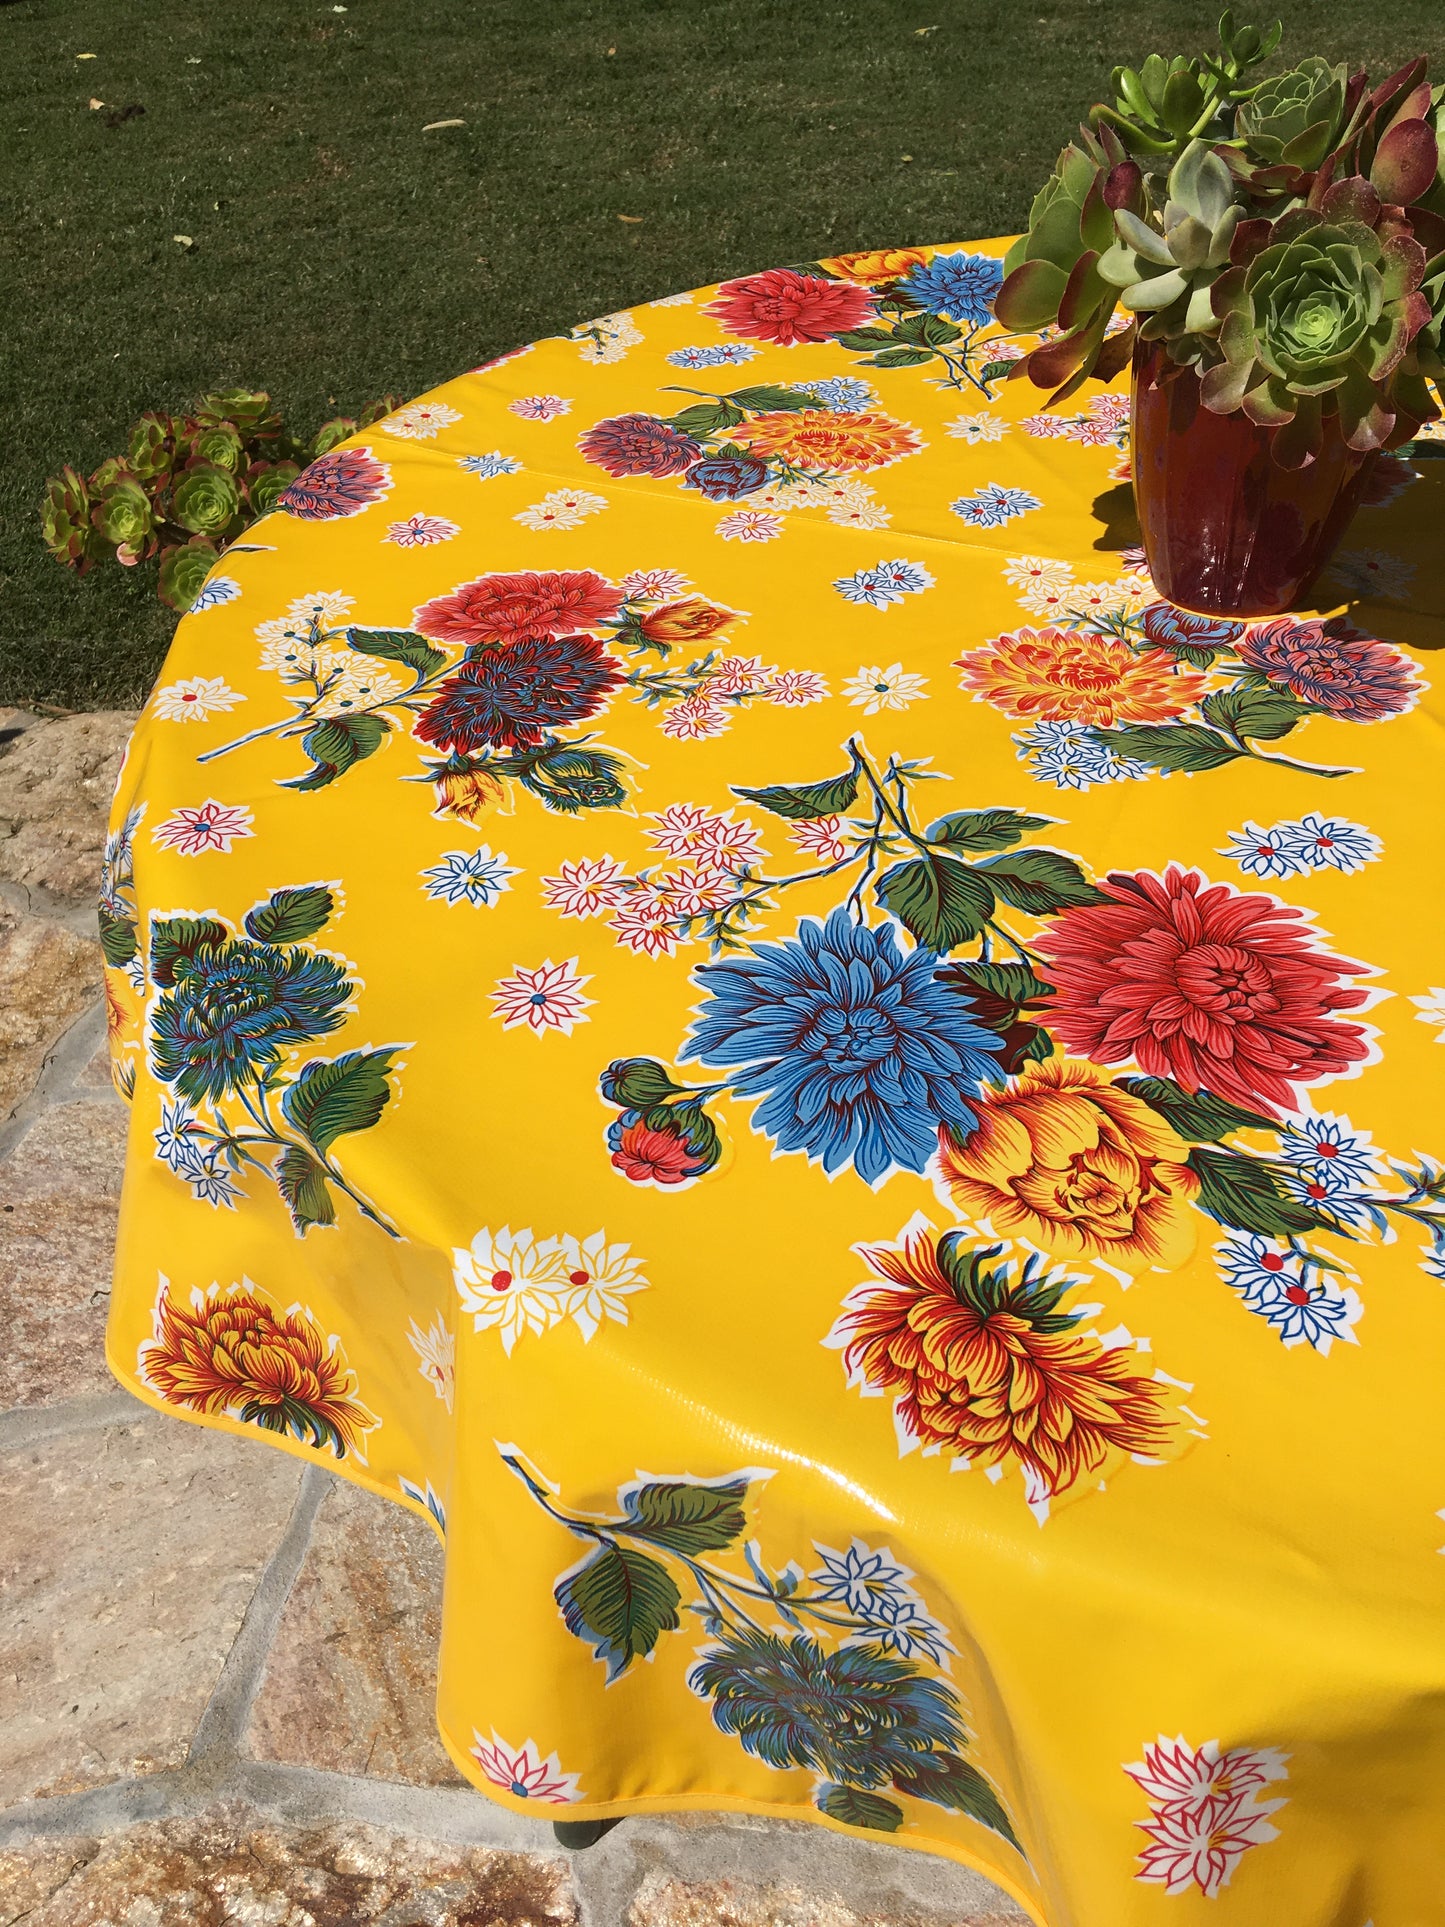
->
[[105, 240, 1445, 1927]]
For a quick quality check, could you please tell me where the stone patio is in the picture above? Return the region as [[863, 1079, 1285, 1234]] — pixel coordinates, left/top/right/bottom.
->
[[0, 707, 1031, 1927]]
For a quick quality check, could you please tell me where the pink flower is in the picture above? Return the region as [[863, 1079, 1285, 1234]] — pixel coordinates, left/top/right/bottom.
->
[[619, 567, 690, 600], [509, 394, 572, 421], [1135, 1795, 1282, 1896], [649, 804, 720, 857], [767, 669, 829, 706], [152, 801, 255, 855], [1021, 414, 1074, 439], [706, 654, 775, 695], [697, 812, 766, 875], [662, 695, 730, 739], [609, 895, 682, 957], [469, 1731, 581, 1804], [385, 513, 460, 547], [717, 510, 784, 542], [541, 856, 630, 918], [654, 867, 732, 916], [792, 815, 849, 861], [1126, 1735, 1287, 1812], [492, 959, 593, 1034]]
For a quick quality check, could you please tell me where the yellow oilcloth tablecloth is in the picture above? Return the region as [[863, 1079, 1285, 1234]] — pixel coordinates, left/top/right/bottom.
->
[[104, 241, 1445, 1926]]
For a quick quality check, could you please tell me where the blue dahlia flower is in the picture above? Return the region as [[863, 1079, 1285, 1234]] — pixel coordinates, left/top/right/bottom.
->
[[690, 1630, 964, 1784], [685, 908, 1002, 1184], [897, 251, 1004, 325], [151, 939, 351, 1105]]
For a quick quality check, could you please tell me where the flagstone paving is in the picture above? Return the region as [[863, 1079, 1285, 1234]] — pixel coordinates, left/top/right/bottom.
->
[[0, 705, 1030, 1926]]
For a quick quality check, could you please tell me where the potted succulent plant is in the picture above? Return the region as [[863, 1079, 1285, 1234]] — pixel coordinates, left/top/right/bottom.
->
[[995, 14, 1445, 615]]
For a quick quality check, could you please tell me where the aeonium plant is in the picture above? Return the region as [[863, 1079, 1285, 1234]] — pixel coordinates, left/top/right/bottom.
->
[[40, 389, 399, 610], [994, 11, 1445, 466]]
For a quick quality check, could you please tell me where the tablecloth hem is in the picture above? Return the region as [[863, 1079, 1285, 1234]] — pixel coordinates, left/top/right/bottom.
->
[[102, 1342, 1049, 1926]]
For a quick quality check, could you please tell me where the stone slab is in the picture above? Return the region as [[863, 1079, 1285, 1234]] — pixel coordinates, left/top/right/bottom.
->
[[247, 1475, 466, 1787], [0, 900, 102, 1122], [0, 1101, 127, 1410], [0, 1414, 302, 1805], [626, 1875, 1030, 1926], [0, 1804, 577, 1925], [0, 711, 136, 905]]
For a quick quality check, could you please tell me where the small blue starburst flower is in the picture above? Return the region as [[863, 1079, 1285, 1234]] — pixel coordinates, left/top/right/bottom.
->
[[835, 567, 901, 609], [1277, 812, 1382, 874], [458, 451, 523, 478], [873, 558, 934, 595], [897, 250, 1004, 325], [189, 576, 242, 611], [1220, 821, 1307, 880], [666, 345, 727, 368], [810, 1540, 911, 1616], [1016, 721, 1145, 790], [420, 846, 519, 906], [951, 484, 1042, 528], [188, 1158, 242, 1209], [712, 342, 761, 364], [1280, 1112, 1381, 1190], [155, 1099, 212, 1178], [858, 1593, 955, 1666], [1216, 1234, 1363, 1352], [685, 908, 1005, 1185], [807, 376, 878, 411]]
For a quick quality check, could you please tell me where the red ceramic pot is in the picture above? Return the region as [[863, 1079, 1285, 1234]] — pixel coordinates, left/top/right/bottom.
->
[[1130, 336, 1378, 618]]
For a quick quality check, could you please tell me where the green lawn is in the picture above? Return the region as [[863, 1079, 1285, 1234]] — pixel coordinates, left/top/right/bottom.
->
[[3, 0, 1436, 709]]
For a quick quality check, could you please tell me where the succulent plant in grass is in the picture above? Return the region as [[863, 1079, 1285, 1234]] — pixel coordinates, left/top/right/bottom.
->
[[41, 388, 398, 610], [994, 12, 1445, 462]]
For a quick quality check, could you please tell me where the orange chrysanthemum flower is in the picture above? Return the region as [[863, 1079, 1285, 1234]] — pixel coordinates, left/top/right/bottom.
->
[[936, 1058, 1199, 1271], [955, 626, 1207, 726], [735, 409, 924, 474], [830, 1217, 1188, 1506], [817, 248, 930, 286], [140, 1277, 377, 1460]]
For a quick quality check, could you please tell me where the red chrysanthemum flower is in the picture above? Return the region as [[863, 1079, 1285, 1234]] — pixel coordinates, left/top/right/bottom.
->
[[414, 569, 624, 647], [703, 269, 878, 346], [610, 1119, 701, 1185], [414, 633, 623, 751], [577, 413, 703, 478], [1034, 866, 1370, 1117]]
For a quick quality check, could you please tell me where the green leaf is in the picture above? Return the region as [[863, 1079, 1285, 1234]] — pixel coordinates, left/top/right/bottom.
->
[[98, 909, 138, 968], [601, 1058, 690, 1108], [726, 384, 814, 411], [732, 768, 859, 819], [345, 626, 446, 679], [619, 1477, 751, 1554], [950, 960, 1055, 1006], [894, 312, 962, 347], [1117, 1075, 1278, 1141], [862, 345, 936, 368], [556, 1542, 681, 1681], [978, 358, 1019, 382], [890, 1752, 1019, 1846], [816, 1784, 904, 1833], [285, 713, 389, 792], [149, 915, 229, 987], [833, 327, 900, 348], [878, 855, 995, 952], [1187, 1144, 1333, 1237], [1091, 723, 1242, 773], [244, 884, 334, 945], [927, 808, 1052, 853], [281, 1048, 399, 1153], [976, 848, 1105, 915], [1200, 686, 1307, 741], [275, 1144, 337, 1233], [667, 400, 744, 437]]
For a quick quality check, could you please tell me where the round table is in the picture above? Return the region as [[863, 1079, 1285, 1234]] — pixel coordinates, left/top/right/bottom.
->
[[103, 242, 1445, 1926]]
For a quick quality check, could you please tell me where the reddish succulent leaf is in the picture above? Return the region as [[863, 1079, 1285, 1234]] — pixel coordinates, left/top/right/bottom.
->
[[1056, 251, 1103, 333], [1230, 218, 1274, 267], [1367, 56, 1428, 119], [994, 257, 1068, 331], [1104, 160, 1144, 211], [1384, 81, 1433, 132], [1320, 176, 1381, 227], [1371, 120, 1439, 205]]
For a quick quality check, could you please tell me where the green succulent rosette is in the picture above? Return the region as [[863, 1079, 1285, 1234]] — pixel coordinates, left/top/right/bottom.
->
[[1235, 56, 1350, 172], [245, 460, 302, 514], [92, 477, 157, 561], [170, 460, 243, 538], [158, 537, 222, 613], [192, 422, 246, 471], [40, 467, 99, 570], [1099, 141, 1242, 341], [310, 417, 357, 458], [1203, 216, 1432, 461], [128, 413, 178, 484], [196, 388, 283, 440]]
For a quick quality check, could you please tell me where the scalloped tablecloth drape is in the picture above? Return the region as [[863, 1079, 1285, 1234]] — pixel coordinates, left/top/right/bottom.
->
[[104, 240, 1445, 1927]]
